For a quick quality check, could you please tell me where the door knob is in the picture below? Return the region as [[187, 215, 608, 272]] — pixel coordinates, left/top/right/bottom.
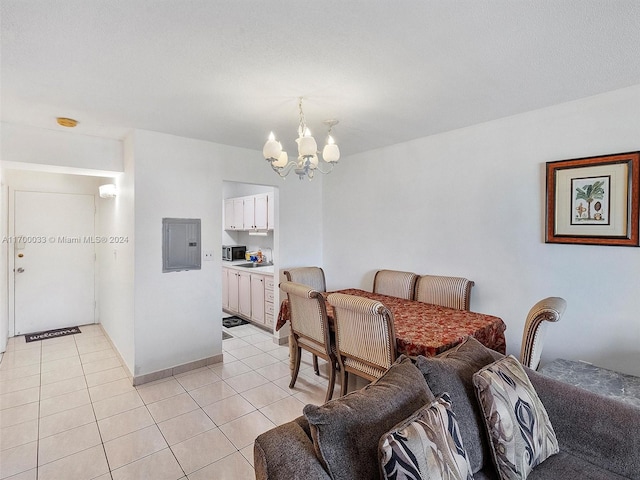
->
[[16, 267, 24, 273]]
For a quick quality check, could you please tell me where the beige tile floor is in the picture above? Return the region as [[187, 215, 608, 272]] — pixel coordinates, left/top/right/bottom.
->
[[0, 322, 362, 480]]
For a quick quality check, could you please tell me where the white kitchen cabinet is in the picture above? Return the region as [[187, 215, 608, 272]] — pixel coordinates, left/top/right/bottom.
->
[[223, 266, 274, 329], [242, 196, 255, 230], [224, 198, 245, 230], [238, 270, 252, 318], [250, 273, 265, 323], [222, 268, 229, 309], [223, 268, 240, 312], [267, 192, 274, 230], [264, 275, 275, 327], [224, 200, 234, 230], [253, 194, 269, 230], [224, 194, 270, 231]]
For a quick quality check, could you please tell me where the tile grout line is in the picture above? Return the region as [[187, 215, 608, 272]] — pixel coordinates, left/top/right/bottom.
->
[[76, 333, 114, 480], [36, 338, 42, 480]]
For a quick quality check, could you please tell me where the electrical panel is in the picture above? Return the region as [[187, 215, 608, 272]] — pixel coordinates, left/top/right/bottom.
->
[[162, 218, 201, 272]]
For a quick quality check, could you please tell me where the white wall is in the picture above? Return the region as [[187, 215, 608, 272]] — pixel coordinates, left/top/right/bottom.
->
[[96, 135, 135, 372], [1, 123, 123, 174], [131, 130, 222, 376], [323, 84, 640, 376], [0, 176, 8, 352], [130, 130, 324, 376]]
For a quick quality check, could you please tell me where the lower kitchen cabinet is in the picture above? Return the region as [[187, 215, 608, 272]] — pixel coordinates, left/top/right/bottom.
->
[[250, 273, 265, 323], [223, 267, 274, 329], [238, 271, 252, 318], [264, 276, 275, 327]]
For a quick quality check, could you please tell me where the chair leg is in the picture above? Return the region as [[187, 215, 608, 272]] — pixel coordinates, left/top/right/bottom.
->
[[289, 346, 302, 389], [325, 360, 337, 403], [313, 354, 320, 375], [340, 370, 348, 397]]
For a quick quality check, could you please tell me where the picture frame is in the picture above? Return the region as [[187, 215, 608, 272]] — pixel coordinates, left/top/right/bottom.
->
[[546, 151, 640, 246]]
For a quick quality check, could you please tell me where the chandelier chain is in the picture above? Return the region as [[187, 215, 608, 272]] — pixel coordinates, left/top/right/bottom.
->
[[298, 97, 307, 136]]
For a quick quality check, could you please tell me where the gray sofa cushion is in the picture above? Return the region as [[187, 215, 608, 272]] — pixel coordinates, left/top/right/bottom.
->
[[415, 336, 499, 473], [303, 355, 435, 480], [527, 451, 630, 479], [528, 368, 640, 479], [254, 416, 331, 480]]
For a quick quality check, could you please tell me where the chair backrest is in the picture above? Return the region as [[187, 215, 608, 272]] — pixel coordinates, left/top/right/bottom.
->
[[327, 292, 397, 378], [283, 267, 326, 292], [414, 275, 475, 310], [520, 297, 567, 371], [280, 281, 331, 355], [372, 270, 417, 300]]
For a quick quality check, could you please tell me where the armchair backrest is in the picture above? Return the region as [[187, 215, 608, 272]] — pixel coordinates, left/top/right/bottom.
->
[[372, 269, 417, 300], [415, 275, 475, 311], [520, 297, 567, 371], [283, 267, 326, 292]]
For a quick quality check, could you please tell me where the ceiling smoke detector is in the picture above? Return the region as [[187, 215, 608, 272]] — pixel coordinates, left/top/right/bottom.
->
[[56, 117, 78, 128]]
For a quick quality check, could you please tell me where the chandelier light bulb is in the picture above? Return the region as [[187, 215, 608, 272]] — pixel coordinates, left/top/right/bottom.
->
[[263, 132, 282, 160], [322, 141, 340, 163], [274, 150, 288, 168], [298, 133, 317, 157]]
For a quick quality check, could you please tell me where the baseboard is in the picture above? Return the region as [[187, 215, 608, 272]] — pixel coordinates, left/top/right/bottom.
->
[[98, 323, 133, 381], [132, 353, 224, 386]]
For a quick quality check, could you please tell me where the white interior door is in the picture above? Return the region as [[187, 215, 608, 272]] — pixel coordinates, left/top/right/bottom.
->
[[14, 191, 96, 335]]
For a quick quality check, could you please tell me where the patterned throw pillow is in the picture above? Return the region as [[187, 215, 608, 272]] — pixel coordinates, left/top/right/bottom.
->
[[379, 393, 474, 480], [472, 356, 559, 480]]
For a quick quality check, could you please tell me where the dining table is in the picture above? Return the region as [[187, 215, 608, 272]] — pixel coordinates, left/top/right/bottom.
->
[[276, 288, 506, 361]]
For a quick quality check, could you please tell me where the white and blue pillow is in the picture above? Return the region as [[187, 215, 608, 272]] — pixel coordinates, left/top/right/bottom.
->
[[472, 355, 559, 480], [379, 393, 474, 480]]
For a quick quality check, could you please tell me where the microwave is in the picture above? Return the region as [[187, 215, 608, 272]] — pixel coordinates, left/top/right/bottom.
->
[[222, 245, 246, 261]]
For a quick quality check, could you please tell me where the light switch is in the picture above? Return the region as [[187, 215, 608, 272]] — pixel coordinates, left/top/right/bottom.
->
[[203, 251, 214, 261]]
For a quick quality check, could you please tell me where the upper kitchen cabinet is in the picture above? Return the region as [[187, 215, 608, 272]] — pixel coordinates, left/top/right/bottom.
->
[[253, 194, 269, 230], [224, 194, 273, 232], [224, 197, 245, 230], [267, 192, 274, 230]]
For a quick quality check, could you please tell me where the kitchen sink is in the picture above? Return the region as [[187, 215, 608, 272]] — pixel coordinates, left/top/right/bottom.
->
[[236, 262, 274, 268]]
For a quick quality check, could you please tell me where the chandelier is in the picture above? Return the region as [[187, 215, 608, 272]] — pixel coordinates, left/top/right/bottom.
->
[[262, 98, 340, 180]]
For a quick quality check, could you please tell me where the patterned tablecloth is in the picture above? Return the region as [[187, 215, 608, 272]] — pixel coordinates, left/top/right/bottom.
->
[[276, 288, 506, 357]]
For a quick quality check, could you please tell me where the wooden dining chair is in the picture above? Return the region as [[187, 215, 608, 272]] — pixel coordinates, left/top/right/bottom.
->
[[414, 275, 475, 311], [280, 281, 337, 402], [520, 297, 567, 371], [283, 267, 327, 375], [327, 292, 397, 396], [372, 269, 418, 300]]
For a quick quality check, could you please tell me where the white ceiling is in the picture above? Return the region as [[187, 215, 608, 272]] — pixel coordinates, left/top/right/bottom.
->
[[2, 0, 640, 157]]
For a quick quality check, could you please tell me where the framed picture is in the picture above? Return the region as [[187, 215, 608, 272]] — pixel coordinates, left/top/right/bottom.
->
[[546, 151, 640, 246]]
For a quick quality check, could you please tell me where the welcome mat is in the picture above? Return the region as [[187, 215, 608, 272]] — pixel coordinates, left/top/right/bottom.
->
[[222, 316, 248, 328], [25, 326, 81, 343], [222, 331, 233, 340]]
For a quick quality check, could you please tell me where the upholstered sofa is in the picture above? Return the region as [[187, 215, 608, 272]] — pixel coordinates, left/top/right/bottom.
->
[[254, 337, 640, 480]]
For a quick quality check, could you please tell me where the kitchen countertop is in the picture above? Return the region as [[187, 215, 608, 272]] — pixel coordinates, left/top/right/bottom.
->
[[222, 260, 275, 275]]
